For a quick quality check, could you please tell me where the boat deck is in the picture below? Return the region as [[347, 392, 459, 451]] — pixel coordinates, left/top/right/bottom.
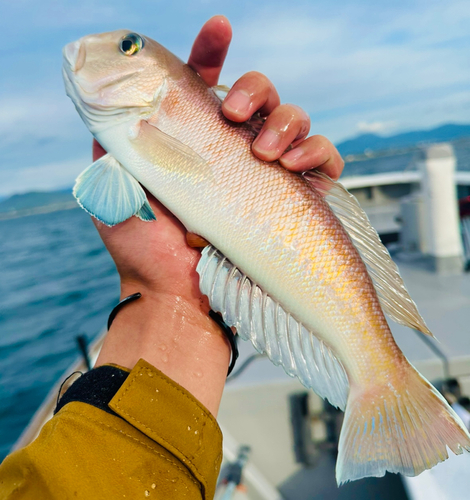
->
[[218, 257, 470, 499]]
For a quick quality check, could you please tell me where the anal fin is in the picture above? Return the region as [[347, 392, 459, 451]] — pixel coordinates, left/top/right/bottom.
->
[[196, 245, 349, 410]]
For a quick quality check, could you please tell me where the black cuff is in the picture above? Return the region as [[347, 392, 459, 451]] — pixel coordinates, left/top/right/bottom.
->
[[209, 310, 239, 376], [55, 365, 129, 417]]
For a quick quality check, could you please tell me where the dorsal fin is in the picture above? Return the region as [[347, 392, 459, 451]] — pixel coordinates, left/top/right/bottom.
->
[[197, 246, 349, 410], [303, 170, 432, 336], [211, 84, 231, 100]]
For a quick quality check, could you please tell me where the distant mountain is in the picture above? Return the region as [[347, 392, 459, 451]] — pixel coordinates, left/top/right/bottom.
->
[[0, 190, 76, 219], [336, 124, 470, 156]]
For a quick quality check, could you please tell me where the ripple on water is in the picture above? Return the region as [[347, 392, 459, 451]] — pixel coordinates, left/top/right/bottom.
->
[[0, 208, 119, 460]]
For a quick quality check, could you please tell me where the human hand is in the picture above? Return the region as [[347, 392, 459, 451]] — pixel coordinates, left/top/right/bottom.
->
[[221, 74, 344, 181], [94, 16, 344, 415]]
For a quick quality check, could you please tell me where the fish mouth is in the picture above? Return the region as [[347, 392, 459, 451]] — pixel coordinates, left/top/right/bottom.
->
[[63, 41, 86, 72], [62, 64, 80, 105], [62, 43, 85, 104]]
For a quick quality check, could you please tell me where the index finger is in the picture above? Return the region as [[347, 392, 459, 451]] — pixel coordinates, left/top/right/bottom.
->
[[187, 15, 232, 86]]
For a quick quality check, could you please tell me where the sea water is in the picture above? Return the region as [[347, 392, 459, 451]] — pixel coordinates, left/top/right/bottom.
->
[[0, 208, 119, 460], [343, 138, 470, 176]]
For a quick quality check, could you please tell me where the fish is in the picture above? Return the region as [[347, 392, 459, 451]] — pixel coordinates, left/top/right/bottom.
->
[[62, 30, 470, 485]]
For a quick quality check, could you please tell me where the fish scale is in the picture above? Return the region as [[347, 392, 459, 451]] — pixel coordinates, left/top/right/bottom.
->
[[63, 29, 470, 485]]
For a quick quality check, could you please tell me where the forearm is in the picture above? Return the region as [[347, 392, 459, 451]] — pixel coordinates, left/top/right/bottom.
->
[[95, 283, 231, 417]]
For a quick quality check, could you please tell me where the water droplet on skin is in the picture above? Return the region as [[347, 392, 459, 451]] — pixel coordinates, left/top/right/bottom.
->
[[144, 491, 150, 497], [147, 371, 154, 377], [151, 484, 156, 489], [195, 430, 198, 435], [159, 345, 167, 351], [194, 371, 203, 378], [156, 389, 159, 393], [161, 353, 169, 363], [187, 426, 191, 431]]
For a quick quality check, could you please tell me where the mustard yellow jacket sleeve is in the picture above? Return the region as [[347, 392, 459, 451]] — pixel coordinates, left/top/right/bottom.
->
[[0, 359, 223, 499]]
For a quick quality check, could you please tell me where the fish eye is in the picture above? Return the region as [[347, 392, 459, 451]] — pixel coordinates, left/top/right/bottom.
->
[[120, 33, 144, 56]]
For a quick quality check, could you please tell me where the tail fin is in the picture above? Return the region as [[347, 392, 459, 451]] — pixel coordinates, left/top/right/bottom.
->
[[336, 366, 470, 485]]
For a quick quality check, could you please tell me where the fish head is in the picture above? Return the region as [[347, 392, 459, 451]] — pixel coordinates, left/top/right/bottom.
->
[[63, 30, 176, 134]]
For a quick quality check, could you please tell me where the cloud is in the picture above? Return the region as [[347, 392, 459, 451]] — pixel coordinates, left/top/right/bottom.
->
[[356, 121, 397, 134], [220, 1, 470, 142], [0, 93, 81, 144], [0, 157, 88, 197], [1, 0, 126, 30], [312, 89, 470, 144]]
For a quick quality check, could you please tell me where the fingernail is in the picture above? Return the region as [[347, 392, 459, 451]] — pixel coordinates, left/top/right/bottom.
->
[[281, 147, 304, 165], [223, 90, 251, 116], [254, 129, 280, 154]]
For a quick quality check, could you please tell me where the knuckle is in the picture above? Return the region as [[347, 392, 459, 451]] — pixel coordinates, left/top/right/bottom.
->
[[237, 71, 270, 88], [232, 72, 278, 112], [310, 135, 334, 151], [273, 103, 308, 123], [285, 103, 309, 117], [311, 134, 328, 143], [247, 70, 269, 82]]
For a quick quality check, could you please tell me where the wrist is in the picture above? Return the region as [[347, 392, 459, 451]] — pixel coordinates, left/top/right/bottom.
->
[[95, 283, 231, 416]]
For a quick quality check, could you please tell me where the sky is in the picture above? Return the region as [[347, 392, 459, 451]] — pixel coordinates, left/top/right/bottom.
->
[[1, 0, 470, 196]]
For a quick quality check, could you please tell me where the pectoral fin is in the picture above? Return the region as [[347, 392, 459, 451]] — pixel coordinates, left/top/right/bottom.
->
[[73, 153, 156, 227], [136, 200, 157, 222], [133, 121, 212, 180]]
